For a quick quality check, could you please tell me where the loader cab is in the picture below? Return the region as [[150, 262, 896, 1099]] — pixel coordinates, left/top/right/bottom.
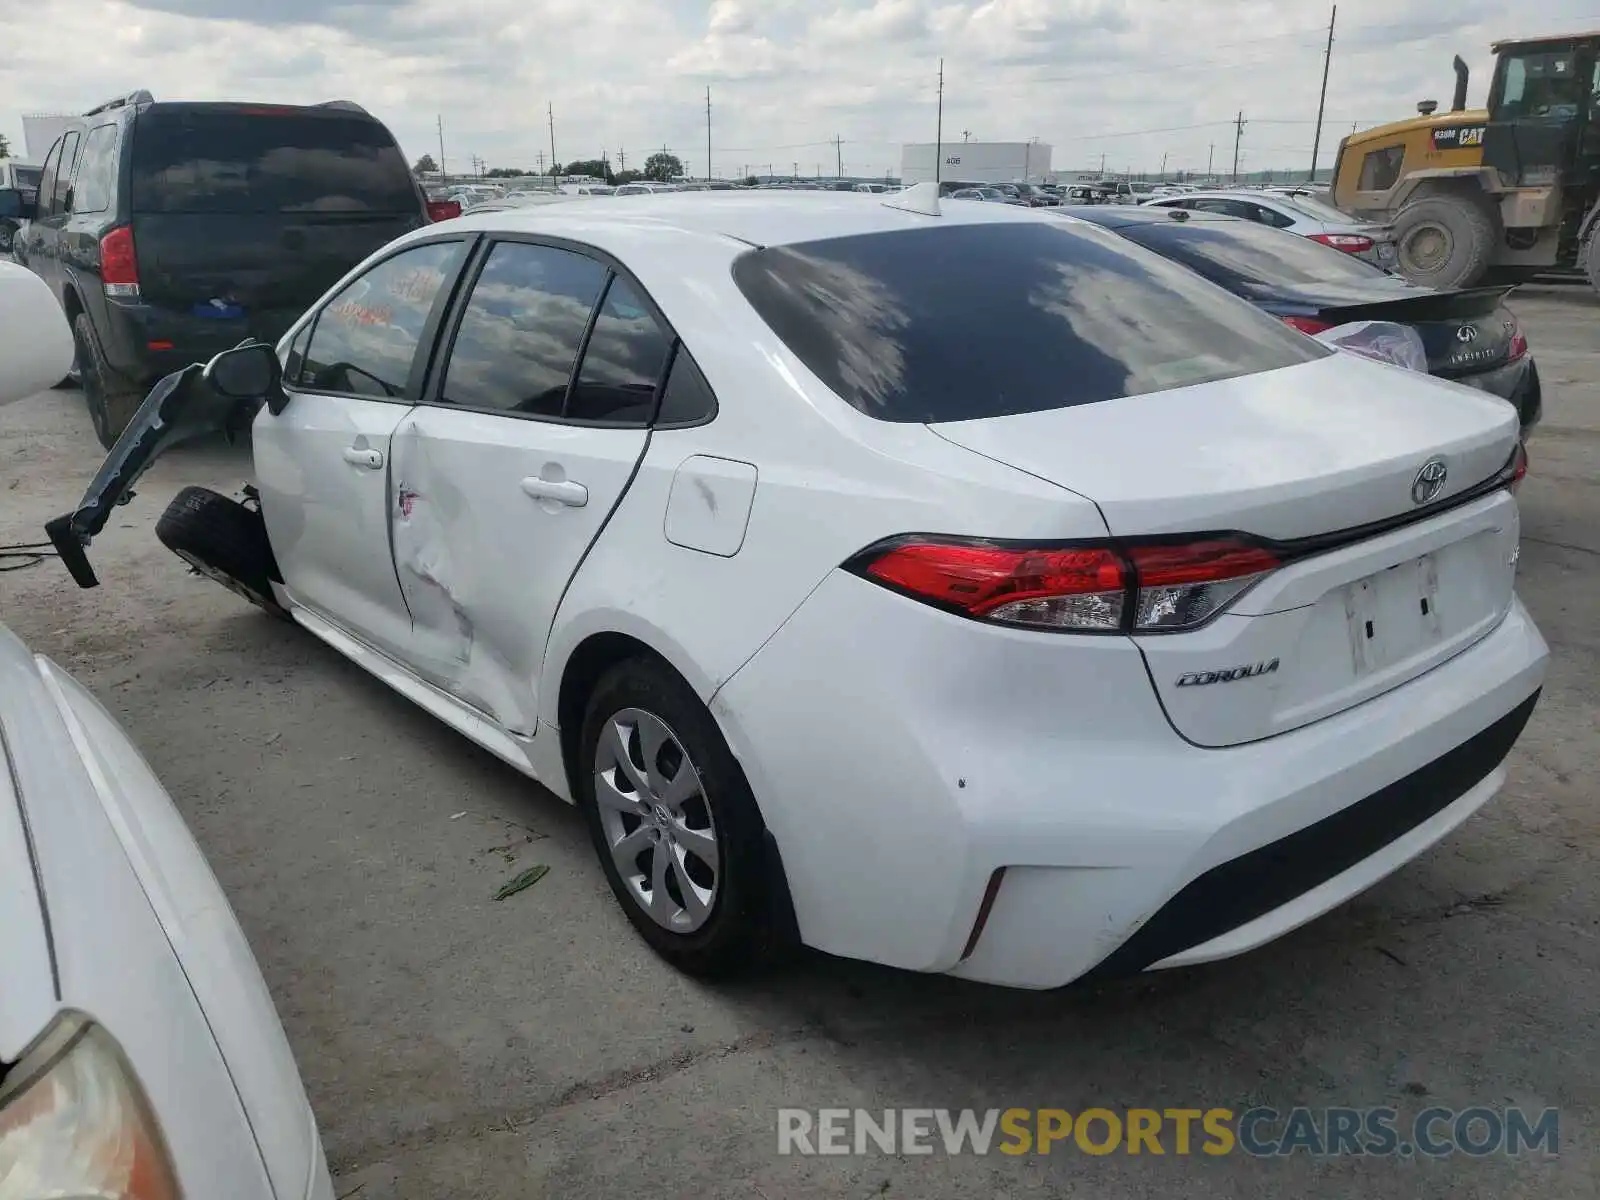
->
[[1483, 34, 1600, 187]]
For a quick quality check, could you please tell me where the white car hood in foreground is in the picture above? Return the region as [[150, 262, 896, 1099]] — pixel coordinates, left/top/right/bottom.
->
[[0, 621, 321, 1200], [931, 352, 1520, 541]]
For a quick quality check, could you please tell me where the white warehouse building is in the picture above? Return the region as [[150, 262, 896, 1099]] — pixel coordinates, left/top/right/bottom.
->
[[900, 140, 1053, 185]]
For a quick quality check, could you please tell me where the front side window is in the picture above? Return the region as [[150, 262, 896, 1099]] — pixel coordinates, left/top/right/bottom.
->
[[440, 242, 608, 416], [298, 240, 465, 397], [566, 277, 673, 424], [1357, 145, 1405, 192], [732, 222, 1325, 423], [34, 140, 62, 217]]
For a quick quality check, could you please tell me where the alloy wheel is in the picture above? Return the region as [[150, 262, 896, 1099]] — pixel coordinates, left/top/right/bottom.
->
[[592, 707, 719, 933]]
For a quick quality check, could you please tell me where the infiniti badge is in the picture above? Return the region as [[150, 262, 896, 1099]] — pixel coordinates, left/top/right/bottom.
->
[[1412, 458, 1448, 506], [1455, 325, 1479, 343]]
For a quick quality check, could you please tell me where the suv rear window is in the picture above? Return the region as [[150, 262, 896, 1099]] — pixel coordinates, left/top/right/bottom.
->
[[131, 109, 418, 215], [731, 222, 1326, 422]]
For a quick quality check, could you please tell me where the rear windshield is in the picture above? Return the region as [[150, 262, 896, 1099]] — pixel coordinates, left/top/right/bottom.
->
[[731, 221, 1326, 422], [131, 109, 418, 215], [1127, 221, 1390, 289]]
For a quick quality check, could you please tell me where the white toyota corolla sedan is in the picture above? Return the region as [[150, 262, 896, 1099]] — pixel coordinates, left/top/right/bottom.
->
[[51, 190, 1547, 989], [0, 262, 334, 1198]]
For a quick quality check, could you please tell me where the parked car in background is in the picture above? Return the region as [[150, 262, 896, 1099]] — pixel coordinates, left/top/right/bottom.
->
[[949, 187, 1022, 204], [1013, 183, 1059, 207], [615, 183, 675, 196], [1141, 188, 1398, 268], [1060, 205, 1541, 433], [0, 260, 335, 1200], [854, 182, 890, 193], [0, 159, 42, 254], [9, 90, 440, 448], [51, 194, 1544, 991]]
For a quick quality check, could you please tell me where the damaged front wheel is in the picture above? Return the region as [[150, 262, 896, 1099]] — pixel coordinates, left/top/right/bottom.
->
[[156, 486, 288, 619]]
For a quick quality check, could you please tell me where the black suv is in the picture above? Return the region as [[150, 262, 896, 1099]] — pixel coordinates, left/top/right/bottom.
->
[[9, 91, 433, 447]]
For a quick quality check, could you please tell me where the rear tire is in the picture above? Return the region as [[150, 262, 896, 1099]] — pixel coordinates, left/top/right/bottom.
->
[[156, 486, 287, 618], [1393, 194, 1497, 289], [578, 657, 777, 978], [0, 222, 14, 256], [72, 312, 144, 449]]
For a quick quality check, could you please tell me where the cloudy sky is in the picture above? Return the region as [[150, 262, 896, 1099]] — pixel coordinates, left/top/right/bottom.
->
[[1, 0, 1595, 179]]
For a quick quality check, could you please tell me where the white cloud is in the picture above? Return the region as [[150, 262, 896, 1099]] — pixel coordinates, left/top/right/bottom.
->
[[1, 0, 1595, 180]]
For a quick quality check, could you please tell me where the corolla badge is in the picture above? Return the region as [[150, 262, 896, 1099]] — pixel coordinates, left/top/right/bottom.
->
[[1411, 458, 1449, 506], [1176, 659, 1280, 687]]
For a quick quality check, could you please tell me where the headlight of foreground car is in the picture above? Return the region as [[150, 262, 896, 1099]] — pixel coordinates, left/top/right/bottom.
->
[[0, 1012, 179, 1199]]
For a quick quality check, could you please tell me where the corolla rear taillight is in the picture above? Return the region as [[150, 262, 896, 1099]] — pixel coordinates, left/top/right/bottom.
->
[[849, 536, 1280, 634], [1281, 315, 1334, 335]]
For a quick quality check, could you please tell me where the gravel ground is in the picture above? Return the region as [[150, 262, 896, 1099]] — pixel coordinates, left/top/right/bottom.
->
[[1, 286, 1596, 1199]]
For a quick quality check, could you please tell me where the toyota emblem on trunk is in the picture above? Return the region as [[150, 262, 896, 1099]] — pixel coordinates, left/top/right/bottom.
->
[[1412, 458, 1449, 505], [1455, 325, 1479, 343]]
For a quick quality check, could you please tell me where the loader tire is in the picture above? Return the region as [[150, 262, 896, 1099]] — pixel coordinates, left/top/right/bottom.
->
[[1394, 194, 1497, 290], [156, 486, 288, 618]]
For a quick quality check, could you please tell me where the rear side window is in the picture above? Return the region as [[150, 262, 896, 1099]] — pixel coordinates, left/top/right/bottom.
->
[[440, 242, 608, 416], [47, 130, 80, 216], [656, 348, 717, 426], [567, 277, 673, 425], [731, 222, 1326, 423], [130, 109, 419, 215], [298, 240, 465, 397], [71, 124, 119, 214], [1129, 222, 1390, 288]]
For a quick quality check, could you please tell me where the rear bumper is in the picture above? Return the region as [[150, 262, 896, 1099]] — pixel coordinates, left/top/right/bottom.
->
[[98, 298, 300, 384], [714, 570, 1547, 989]]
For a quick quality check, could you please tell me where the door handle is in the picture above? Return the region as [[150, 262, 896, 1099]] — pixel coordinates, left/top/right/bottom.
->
[[521, 477, 589, 507], [343, 447, 384, 469]]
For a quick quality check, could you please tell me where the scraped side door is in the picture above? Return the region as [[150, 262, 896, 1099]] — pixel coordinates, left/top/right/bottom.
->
[[256, 237, 470, 661], [387, 238, 669, 736]]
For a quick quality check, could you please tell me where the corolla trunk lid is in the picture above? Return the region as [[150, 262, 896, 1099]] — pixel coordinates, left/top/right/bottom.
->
[[932, 352, 1524, 746]]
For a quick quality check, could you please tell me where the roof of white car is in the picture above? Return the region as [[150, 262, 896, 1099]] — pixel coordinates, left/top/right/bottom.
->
[[438, 191, 1063, 251]]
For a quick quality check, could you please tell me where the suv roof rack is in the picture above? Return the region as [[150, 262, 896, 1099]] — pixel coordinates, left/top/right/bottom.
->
[[84, 89, 154, 117], [316, 100, 370, 115]]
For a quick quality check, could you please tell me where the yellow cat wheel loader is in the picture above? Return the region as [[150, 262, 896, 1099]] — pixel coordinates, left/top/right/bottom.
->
[[1332, 31, 1600, 294]]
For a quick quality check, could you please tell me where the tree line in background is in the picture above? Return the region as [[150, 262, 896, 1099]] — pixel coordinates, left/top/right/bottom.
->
[[412, 151, 685, 185]]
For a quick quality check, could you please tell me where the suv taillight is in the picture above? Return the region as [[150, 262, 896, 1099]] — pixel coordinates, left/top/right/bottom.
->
[[850, 536, 1279, 634], [426, 199, 461, 222], [100, 226, 139, 298]]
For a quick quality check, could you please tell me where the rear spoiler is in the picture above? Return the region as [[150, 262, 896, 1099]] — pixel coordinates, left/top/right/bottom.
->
[[1315, 284, 1515, 326]]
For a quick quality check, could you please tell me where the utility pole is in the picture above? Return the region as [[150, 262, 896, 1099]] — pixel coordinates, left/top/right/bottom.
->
[[548, 102, 558, 178], [962, 129, 971, 142], [535, 150, 545, 175], [1309, 4, 1338, 181], [1231, 111, 1247, 183], [1159, 150, 1168, 179], [792, 160, 798, 178], [618, 147, 626, 174], [833, 134, 843, 179], [935, 58, 945, 187], [1207, 143, 1214, 180], [436, 114, 446, 180], [1099, 151, 1106, 176], [706, 87, 712, 182]]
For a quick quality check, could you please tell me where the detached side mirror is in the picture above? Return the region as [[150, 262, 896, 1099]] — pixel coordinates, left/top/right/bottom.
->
[[0, 188, 35, 221], [204, 342, 289, 415]]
